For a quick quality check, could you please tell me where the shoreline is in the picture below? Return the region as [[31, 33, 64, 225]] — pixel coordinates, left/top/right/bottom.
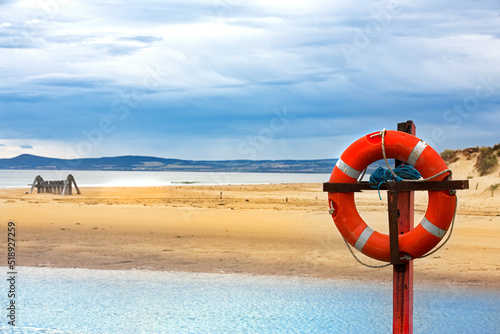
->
[[0, 169, 332, 190], [1, 183, 499, 288]]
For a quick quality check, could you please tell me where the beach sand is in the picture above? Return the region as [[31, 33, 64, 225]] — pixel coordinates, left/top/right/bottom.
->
[[1, 156, 499, 289]]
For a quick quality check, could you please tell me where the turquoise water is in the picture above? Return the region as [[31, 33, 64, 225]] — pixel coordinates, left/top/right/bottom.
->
[[1, 267, 498, 333]]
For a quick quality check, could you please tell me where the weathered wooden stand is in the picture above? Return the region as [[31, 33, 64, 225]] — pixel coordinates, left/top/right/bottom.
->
[[323, 121, 469, 333], [29, 174, 81, 195]]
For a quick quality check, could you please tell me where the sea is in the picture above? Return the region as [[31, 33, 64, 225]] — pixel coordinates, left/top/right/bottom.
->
[[1, 267, 498, 334], [1, 170, 498, 333], [0, 170, 332, 188]]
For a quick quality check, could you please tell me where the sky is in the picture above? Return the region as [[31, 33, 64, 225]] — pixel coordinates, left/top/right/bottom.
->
[[0, 0, 499, 160]]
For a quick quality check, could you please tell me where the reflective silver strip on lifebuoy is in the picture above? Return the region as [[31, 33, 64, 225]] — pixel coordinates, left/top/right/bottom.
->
[[336, 158, 362, 180], [354, 226, 374, 251], [407, 140, 428, 166], [421, 217, 446, 238]]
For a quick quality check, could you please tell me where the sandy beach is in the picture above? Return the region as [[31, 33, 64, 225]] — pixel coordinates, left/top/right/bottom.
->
[[1, 154, 499, 289]]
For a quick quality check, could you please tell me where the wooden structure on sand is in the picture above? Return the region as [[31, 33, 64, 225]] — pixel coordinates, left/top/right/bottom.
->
[[29, 174, 81, 195]]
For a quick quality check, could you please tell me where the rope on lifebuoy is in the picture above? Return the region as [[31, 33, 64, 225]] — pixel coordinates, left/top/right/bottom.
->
[[373, 129, 452, 182], [418, 197, 458, 259], [342, 239, 392, 268], [341, 197, 458, 268]]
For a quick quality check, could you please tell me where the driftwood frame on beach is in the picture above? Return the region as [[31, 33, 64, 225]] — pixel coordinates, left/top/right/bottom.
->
[[29, 174, 81, 195]]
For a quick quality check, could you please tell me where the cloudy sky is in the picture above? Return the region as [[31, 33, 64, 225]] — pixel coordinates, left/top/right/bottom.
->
[[1, 0, 499, 160]]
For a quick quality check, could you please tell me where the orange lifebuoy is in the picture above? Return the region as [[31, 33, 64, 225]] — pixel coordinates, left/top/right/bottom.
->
[[327, 130, 456, 262]]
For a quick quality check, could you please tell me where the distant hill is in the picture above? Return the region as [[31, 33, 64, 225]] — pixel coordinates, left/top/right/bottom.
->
[[0, 154, 342, 173]]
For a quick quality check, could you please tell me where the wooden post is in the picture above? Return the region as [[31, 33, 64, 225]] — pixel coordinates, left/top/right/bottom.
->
[[392, 120, 415, 334], [62, 174, 80, 195], [29, 175, 43, 194], [63, 178, 72, 195], [69, 174, 81, 195]]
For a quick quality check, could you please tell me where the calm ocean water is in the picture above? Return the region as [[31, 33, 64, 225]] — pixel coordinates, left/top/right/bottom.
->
[[1, 267, 498, 334], [0, 170, 332, 188]]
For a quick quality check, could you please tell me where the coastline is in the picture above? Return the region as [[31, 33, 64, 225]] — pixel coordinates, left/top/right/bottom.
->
[[1, 183, 499, 288]]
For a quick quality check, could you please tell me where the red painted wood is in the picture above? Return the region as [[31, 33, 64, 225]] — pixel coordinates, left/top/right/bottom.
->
[[393, 121, 415, 334], [393, 191, 414, 333]]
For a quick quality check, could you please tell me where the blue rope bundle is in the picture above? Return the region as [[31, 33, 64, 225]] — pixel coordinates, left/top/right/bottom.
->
[[369, 165, 421, 199]]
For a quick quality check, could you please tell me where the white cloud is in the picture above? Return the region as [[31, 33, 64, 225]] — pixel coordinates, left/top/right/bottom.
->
[[0, 0, 499, 159]]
